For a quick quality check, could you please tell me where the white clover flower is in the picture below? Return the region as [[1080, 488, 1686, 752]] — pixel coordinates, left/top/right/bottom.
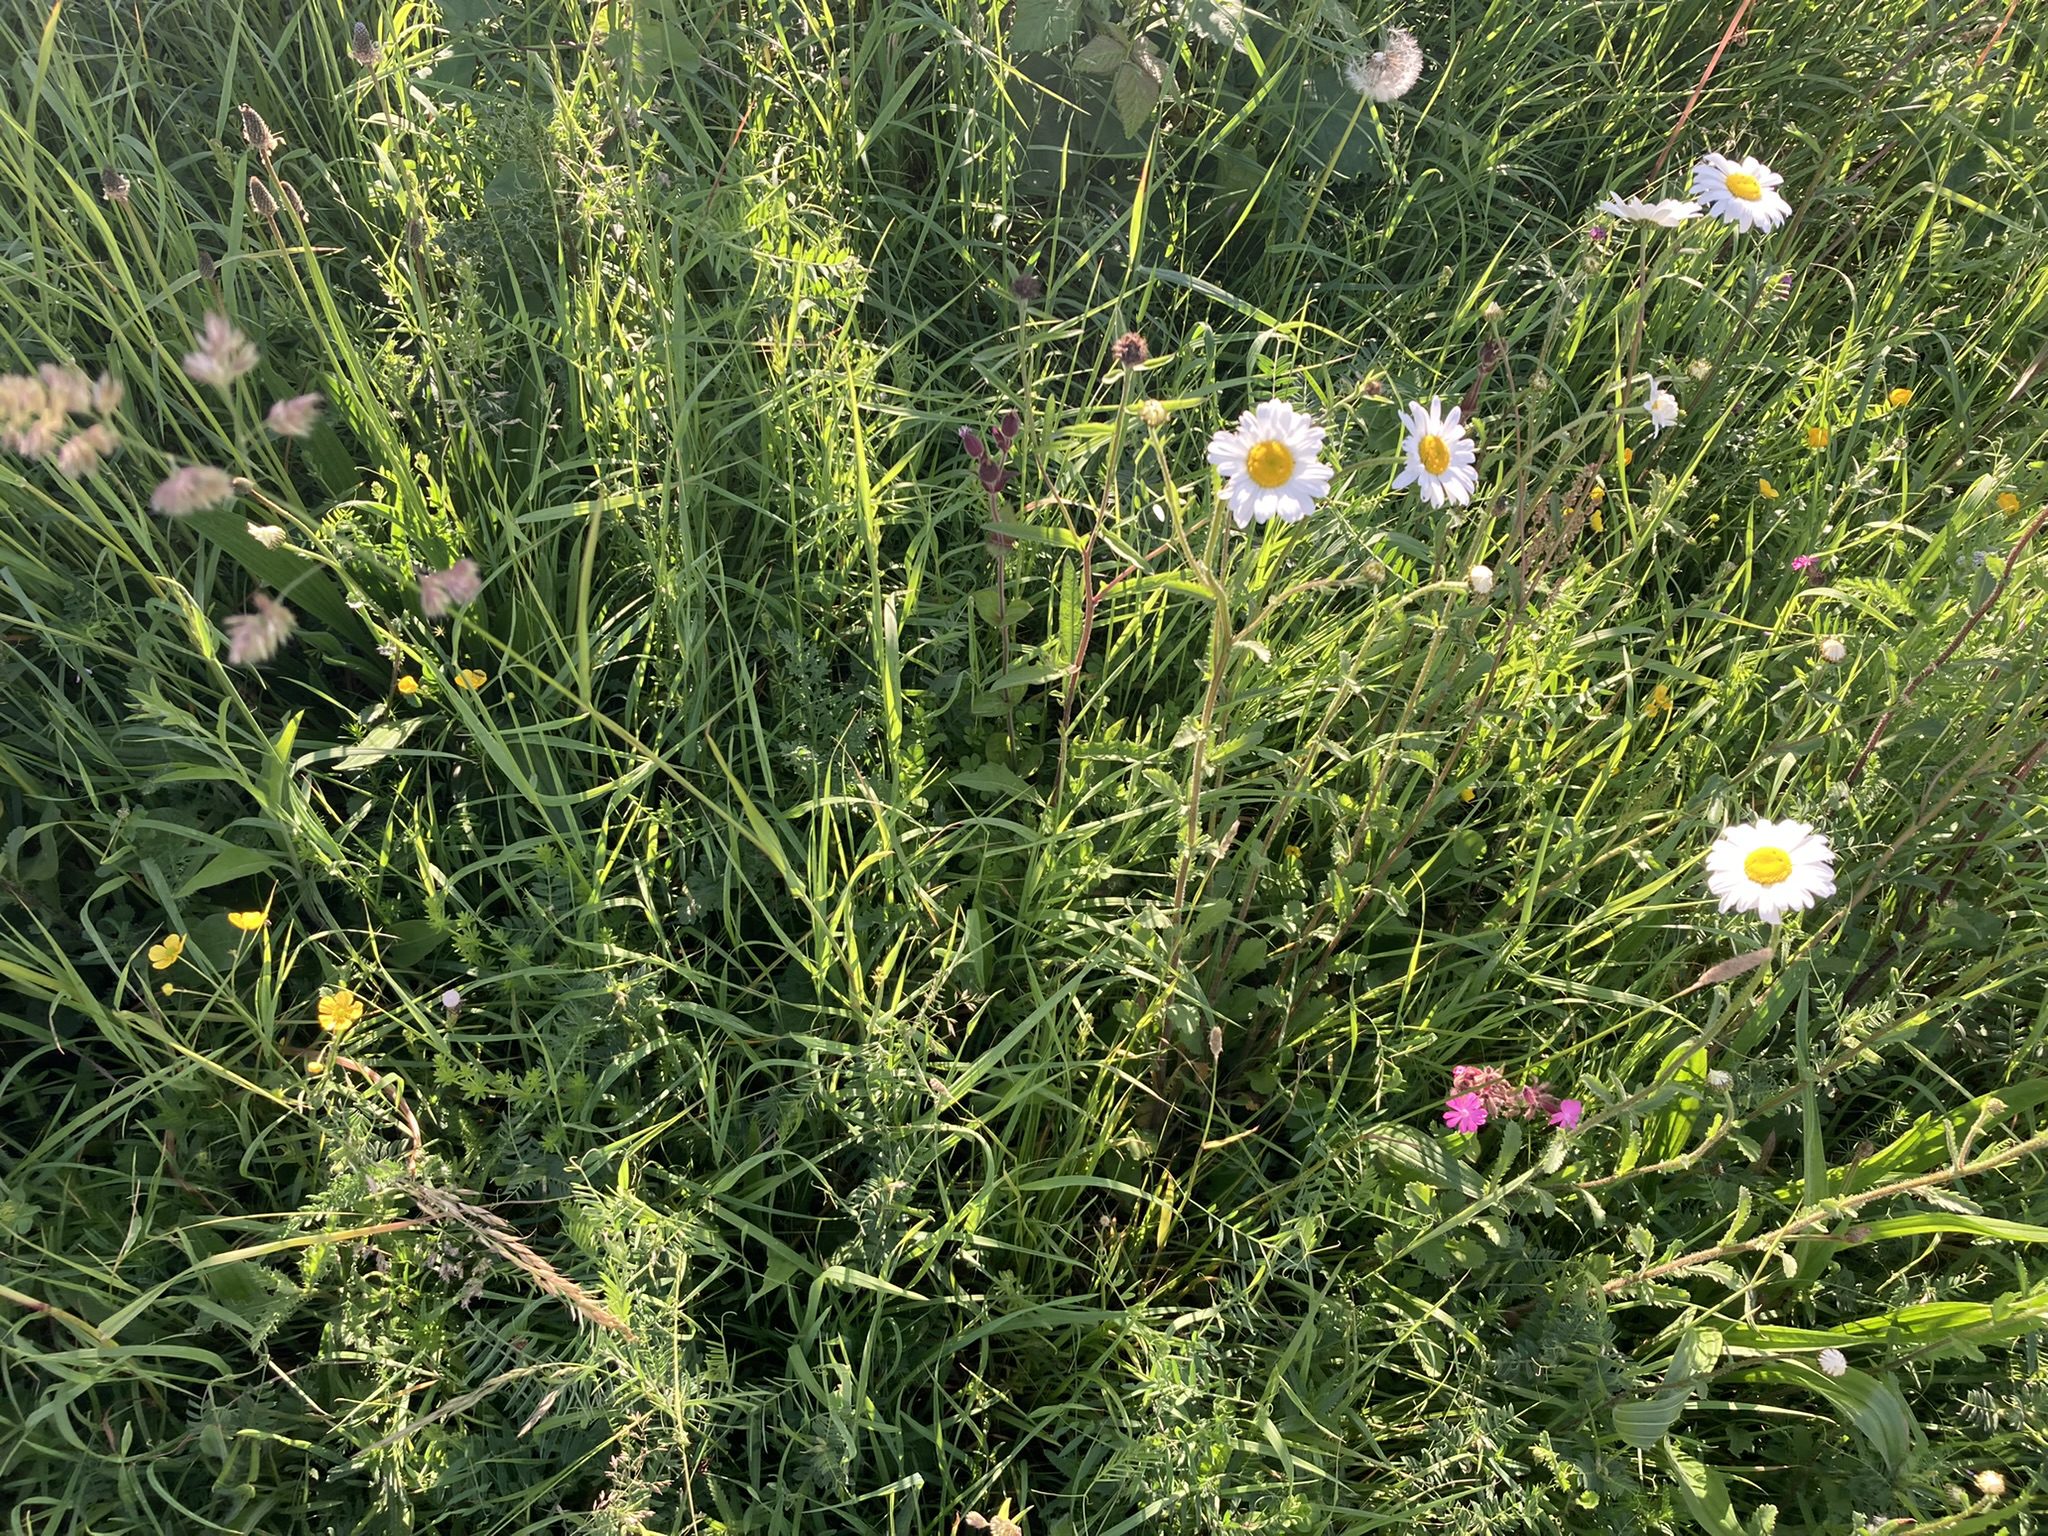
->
[[1206, 401, 1333, 527], [1706, 817, 1836, 926], [1467, 563, 1495, 596], [1816, 1347, 1848, 1378], [1344, 27, 1423, 102], [1644, 379, 1679, 437], [1596, 194, 1703, 228], [1392, 396, 1479, 507], [1692, 152, 1793, 234]]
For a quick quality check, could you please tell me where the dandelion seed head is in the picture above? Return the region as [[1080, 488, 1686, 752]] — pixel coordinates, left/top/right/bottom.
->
[[1466, 562, 1495, 596], [1344, 26, 1424, 102], [1816, 1347, 1848, 1377], [1819, 636, 1846, 664]]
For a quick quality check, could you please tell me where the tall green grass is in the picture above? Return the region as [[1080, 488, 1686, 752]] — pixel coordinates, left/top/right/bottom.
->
[[2, 0, 2045, 1532]]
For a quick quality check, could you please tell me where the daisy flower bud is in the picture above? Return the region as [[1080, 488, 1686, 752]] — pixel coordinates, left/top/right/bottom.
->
[[1138, 398, 1168, 430], [1466, 563, 1495, 596], [1818, 636, 1847, 664], [1815, 1347, 1848, 1378]]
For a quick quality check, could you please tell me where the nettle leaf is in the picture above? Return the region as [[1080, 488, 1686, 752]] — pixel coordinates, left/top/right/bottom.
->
[[1009, 0, 1083, 52], [1072, 30, 1127, 74]]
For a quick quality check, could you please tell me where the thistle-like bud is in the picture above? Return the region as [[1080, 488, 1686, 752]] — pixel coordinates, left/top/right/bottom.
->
[[278, 180, 307, 220]]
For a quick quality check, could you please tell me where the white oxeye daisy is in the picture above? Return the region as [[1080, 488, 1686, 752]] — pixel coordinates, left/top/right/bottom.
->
[[1596, 194, 1703, 228], [1644, 379, 1679, 436], [1205, 400, 1332, 527], [1392, 396, 1478, 507], [1691, 152, 1793, 234], [1706, 817, 1836, 926]]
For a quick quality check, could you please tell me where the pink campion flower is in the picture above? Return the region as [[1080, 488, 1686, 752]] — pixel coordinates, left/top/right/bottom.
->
[[1790, 554, 1819, 574], [1452, 1065, 1519, 1116], [222, 591, 297, 666], [266, 392, 323, 438], [418, 558, 483, 618], [151, 464, 238, 515], [1443, 1093, 1488, 1134], [182, 312, 259, 390], [1549, 1098, 1584, 1130], [1520, 1085, 1561, 1121]]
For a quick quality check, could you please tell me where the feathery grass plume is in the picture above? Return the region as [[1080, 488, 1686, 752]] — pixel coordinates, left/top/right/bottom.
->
[[418, 558, 483, 617], [246, 522, 289, 549], [99, 167, 130, 204], [222, 591, 297, 666], [151, 464, 238, 515], [350, 20, 380, 66], [238, 103, 279, 165], [277, 179, 306, 221], [182, 312, 258, 390], [55, 423, 119, 478], [406, 1180, 630, 1336], [91, 372, 123, 415], [1344, 26, 1423, 102], [266, 392, 323, 437], [248, 174, 279, 220], [39, 364, 92, 416]]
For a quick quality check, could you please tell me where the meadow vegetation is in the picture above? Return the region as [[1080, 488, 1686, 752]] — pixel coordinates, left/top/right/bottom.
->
[[2, 0, 2046, 1532]]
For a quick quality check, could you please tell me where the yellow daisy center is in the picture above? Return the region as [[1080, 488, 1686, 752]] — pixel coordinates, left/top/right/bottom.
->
[[1724, 170, 1763, 201], [1418, 433, 1451, 475], [1743, 846, 1793, 886], [1246, 439, 1294, 489]]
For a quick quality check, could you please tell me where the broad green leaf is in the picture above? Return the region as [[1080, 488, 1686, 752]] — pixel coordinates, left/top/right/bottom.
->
[[175, 844, 280, 897], [1072, 30, 1126, 74], [1659, 1441, 1746, 1536], [1724, 1362, 1917, 1469], [1112, 56, 1163, 139]]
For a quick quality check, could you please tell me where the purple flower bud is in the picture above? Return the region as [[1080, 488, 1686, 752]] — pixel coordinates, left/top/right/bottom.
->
[[995, 408, 1022, 448], [1587, 224, 1608, 244], [959, 426, 988, 463], [979, 460, 1012, 493], [1010, 273, 1043, 301]]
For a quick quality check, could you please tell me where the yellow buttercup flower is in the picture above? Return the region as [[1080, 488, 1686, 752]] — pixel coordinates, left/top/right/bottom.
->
[[1998, 492, 2021, 514], [1588, 483, 1606, 504], [1458, 786, 1476, 803], [147, 933, 186, 969], [318, 988, 365, 1034], [1887, 387, 1912, 407], [1759, 478, 1779, 499], [1589, 507, 1605, 533], [1620, 446, 1633, 467], [160, 981, 176, 997], [228, 909, 267, 931], [453, 668, 488, 690], [1649, 682, 1673, 716], [396, 675, 421, 696], [1806, 425, 1830, 449]]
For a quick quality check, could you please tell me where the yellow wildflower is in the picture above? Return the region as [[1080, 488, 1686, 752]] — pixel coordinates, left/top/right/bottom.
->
[[396, 675, 421, 696], [147, 933, 186, 969], [1458, 786, 1476, 803], [1589, 507, 1605, 534], [453, 668, 488, 690], [318, 988, 365, 1034], [1997, 492, 2021, 514], [228, 909, 267, 931], [1806, 425, 1830, 449], [1588, 483, 1606, 504], [1649, 682, 1673, 716], [1620, 446, 1633, 467], [1887, 386, 1912, 407], [160, 981, 175, 997], [1759, 478, 1779, 499]]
